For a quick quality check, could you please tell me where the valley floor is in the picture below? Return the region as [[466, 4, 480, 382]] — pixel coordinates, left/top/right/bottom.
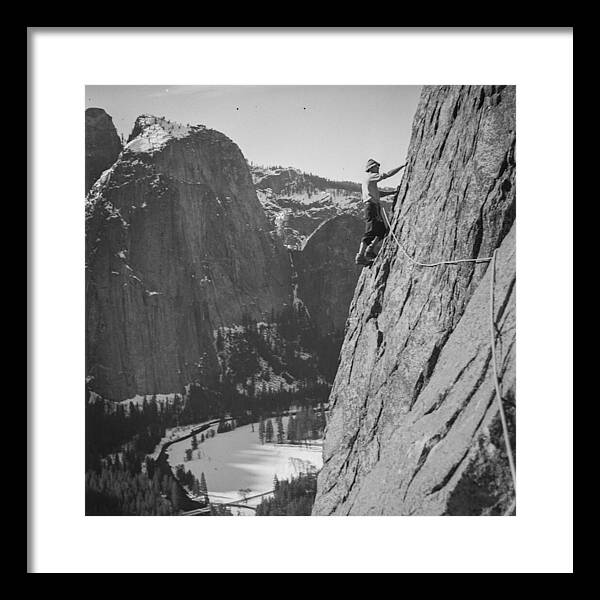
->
[[165, 418, 323, 512]]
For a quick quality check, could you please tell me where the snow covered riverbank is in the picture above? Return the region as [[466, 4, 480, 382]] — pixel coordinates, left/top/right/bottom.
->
[[148, 420, 216, 460], [166, 418, 322, 507]]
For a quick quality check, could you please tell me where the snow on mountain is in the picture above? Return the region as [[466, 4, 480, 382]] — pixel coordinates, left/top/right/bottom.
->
[[251, 165, 390, 249], [85, 115, 292, 401]]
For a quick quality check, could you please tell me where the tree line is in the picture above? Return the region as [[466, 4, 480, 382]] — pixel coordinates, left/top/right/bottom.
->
[[85, 389, 204, 516], [255, 471, 318, 516], [257, 404, 326, 445], [85, 392, 183, 471], [174, 465, 209, 502], [85, 450, 199, 516], [215, 306, 341, 400], [84, 302, 336, 516]]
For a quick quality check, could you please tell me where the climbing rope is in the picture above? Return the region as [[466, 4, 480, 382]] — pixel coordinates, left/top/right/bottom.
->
[[381, 206, 493, 266], [380, 206, 516, 514], [489, 248, 518, 508]]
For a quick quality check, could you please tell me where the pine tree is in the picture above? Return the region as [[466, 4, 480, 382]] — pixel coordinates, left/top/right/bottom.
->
[[265, 419, 274, 443], [287, 416, 296, 442], [191, 434, 198, 450], [307, 405, 315, 437], [276, 416, 284, 444], [191, 476, 201, 497], [258, 419, 265, 444], [200, 472, 208, 503], [171, 481, 183, 512], [295, 412, 305, 442]]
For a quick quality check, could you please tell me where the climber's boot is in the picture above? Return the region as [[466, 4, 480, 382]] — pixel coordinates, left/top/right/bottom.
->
[[355, 242, 371, 266], [365, 241, 380, 261]]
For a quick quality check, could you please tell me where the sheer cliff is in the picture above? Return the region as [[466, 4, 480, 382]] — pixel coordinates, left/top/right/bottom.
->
[[85, 108, 122, 192], [312, 85, 516, 516], [294, 214, 364, 335], [85, 116, 291, 400]]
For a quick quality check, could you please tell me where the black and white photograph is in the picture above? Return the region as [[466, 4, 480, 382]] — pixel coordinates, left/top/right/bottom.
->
[[84, 84, 516, 517], [29, 28, 572, 573]]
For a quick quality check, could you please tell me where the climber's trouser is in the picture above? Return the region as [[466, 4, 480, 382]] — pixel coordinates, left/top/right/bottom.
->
[[361, 200, 389, 246]]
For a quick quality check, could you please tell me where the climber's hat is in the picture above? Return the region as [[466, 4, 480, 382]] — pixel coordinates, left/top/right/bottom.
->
[[365, 158, 380, 172]]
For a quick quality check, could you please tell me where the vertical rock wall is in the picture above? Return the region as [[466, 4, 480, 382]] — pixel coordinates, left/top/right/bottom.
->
[[86, 116, 291, 400], [313, 86, 516, 516], [294, 214, 364, 335], [85, 108, 122, 192]]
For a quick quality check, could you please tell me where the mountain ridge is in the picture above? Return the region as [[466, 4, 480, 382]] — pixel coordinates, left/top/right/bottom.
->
[[86, 114, 292, 400], [251, 164, 392, 249], [85, 115, 367, 404]]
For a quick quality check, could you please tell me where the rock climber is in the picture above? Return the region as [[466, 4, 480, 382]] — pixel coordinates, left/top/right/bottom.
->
[[355, 158, 408, 266]]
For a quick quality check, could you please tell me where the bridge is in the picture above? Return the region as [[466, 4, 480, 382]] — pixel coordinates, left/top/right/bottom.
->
[[180, 490, 275, 516]]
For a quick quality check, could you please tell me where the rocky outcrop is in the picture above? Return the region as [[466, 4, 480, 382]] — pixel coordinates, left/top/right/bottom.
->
[[85, 108, 122, 192], [313, 85, 516, 516], [252, 165, 391, 249], [86, 115, 291, 400], [294, 214, 364, 335]]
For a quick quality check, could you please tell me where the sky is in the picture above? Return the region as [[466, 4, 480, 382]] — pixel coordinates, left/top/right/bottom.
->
[[85, 85, 422, 182]]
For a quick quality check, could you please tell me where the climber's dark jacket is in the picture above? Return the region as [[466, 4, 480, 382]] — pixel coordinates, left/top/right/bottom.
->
[[361, 200, 388, 244]]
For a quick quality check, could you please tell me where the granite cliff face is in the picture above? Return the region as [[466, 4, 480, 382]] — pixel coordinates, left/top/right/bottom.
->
[[252, 165, 391, 249], [85, 108, 122, 192], [86, 116, 291, 400], [313, 85, 516, 516], [294, 214, 364, 335]]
